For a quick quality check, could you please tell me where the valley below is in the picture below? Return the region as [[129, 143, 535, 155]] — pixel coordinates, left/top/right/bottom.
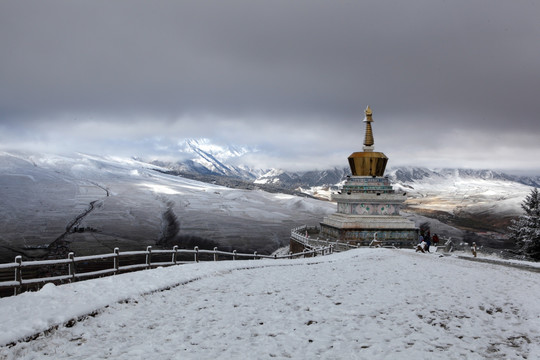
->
[[1, 150, 536, 265], [0, 152, 334, 264]]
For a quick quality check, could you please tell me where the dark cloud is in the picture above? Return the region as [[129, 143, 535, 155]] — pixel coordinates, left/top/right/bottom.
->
[[0, 0, 539, 172]]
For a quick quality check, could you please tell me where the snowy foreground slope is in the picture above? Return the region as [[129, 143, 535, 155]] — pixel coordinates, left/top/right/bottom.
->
[[1, 249, 539, 359]]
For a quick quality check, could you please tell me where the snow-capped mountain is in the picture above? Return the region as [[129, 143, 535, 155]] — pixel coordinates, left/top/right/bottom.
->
[[159, 138, 540, 190], [152, 139, 264, 179], [255, 167, 349, 188], [178, 138, 249, 160]]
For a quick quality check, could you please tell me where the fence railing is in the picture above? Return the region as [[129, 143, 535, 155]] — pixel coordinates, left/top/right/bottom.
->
[[291, 226, 360, 252], [0, 244, 332, 297]]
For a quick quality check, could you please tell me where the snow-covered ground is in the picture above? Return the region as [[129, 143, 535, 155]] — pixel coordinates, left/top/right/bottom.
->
[[1, 249, 539, 359]]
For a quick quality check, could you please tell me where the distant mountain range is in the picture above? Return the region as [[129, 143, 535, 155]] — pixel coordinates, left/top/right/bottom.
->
[[147, 139, 540, 238], [389, 167, 540, 188], [149, 138, 540, 190]]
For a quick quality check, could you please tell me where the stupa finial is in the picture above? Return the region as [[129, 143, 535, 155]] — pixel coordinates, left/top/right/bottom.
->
[[365, 105, 373, 117], [363, 105, 374, 151], [347, 106, 388, 176]]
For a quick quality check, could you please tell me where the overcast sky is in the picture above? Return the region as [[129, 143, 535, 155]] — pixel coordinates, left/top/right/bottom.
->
[[1, 0, 539, 173]]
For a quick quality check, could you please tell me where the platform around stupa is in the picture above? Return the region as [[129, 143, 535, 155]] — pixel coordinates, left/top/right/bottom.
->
[[319, 176, 418, 247]]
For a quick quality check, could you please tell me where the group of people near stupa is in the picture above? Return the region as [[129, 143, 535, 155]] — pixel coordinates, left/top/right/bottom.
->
[[415, 230, 439, 253]]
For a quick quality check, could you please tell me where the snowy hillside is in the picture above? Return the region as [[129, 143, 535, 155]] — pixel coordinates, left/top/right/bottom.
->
[[137, 139, 539, 217], [145, 139, 538, 224], [386, 168, 536, 235], [255, 166, 537, 235], [1, 249, 539, 359], [388, 168, 535, 214], [0, 151, 334, 263]]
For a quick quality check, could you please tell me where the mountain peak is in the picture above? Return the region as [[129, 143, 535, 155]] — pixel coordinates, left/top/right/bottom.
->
[[178, 138, 253, 162]]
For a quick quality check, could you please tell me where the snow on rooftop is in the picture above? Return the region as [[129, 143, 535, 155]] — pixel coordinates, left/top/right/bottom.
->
[[1, 249, 539, 359]]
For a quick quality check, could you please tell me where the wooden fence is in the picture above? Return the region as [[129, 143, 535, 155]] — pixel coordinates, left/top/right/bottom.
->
[[0, 245, 333, 297]]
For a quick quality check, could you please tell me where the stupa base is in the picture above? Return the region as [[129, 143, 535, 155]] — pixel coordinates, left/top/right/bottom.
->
[[320, 213, 418, 247]]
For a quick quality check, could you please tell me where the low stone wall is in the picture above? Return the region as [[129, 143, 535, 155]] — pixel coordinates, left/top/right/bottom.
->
[[319, 224, 418, 248]]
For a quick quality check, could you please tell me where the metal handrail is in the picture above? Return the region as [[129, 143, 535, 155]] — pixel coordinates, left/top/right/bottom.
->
[[0, 243, 332, 297]]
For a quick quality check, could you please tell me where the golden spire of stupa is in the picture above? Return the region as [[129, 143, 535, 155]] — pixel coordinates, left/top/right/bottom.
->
[[347, 105, 388, 176], [363, 105, 374, 150]]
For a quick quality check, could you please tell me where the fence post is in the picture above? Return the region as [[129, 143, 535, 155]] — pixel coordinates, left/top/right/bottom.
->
[[214, 247, 218, 262], [113, 247, 120, 274], [194, 246, 199, 263], [146, 246, 152, 268], [330, 245, 334, 254], [274, 254, 277, 259], [303, 249, 306, 258], [14, 256, 22, 296], [289, 251, 293, 259], [233, 250, 237, 260], [68, 252, 75, 281], [172, 245, 178, 265], [253, 251, 258, 260]]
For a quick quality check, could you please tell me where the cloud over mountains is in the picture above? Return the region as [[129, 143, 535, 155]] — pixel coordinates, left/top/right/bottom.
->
[[1, 1, 539, 173]]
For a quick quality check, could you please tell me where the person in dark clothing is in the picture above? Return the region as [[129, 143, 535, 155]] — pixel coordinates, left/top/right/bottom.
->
[[424, 232, 431, 253]]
